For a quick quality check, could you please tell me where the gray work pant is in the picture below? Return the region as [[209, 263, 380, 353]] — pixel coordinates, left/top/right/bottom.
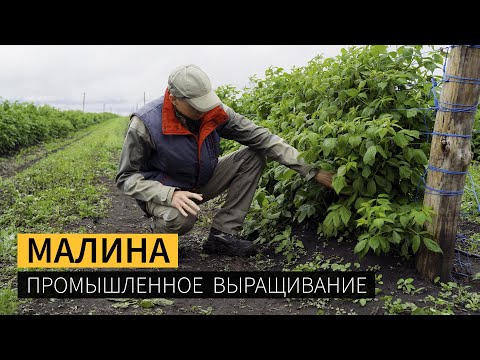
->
[[146, 147, 266, 236]]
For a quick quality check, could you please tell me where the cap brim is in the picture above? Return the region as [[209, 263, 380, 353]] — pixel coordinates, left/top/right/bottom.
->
[[185, 90, 222, 112]]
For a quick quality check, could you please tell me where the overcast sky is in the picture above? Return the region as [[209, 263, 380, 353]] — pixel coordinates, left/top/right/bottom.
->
[[0, 45, 355, 116]]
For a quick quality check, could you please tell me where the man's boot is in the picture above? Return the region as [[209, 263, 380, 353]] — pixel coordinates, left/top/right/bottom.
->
[[203, 228, 258, 257]]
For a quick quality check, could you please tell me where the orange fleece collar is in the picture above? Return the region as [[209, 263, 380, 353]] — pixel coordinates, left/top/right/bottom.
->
[[161, 88, 228, 141]]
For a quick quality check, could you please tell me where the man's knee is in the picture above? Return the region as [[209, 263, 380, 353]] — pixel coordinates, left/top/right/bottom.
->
[[253, 150, 266, 168], [154, 208, 196, 235], [237, 148, 266, 169]]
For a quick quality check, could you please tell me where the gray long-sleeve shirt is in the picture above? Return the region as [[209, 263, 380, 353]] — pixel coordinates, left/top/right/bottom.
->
[[115, 104, 317, 207]]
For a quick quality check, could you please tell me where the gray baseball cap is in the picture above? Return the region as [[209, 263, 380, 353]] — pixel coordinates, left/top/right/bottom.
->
[[167, 64, 222, 112]]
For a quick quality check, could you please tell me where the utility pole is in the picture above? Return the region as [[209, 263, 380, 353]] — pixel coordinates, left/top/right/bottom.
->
[[82, 92, 85, 112], [144, 91, 146, 105], [136, 103, 138, 111], [416, 46, 480, 282], [103, 103, 105, 113]]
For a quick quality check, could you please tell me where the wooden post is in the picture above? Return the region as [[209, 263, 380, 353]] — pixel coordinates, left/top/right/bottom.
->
[[416, 46, 480, 282]]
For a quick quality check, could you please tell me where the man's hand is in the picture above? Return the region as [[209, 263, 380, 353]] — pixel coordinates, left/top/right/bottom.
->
[[314, 169, 334, 189], [171, 191, 203, 217]]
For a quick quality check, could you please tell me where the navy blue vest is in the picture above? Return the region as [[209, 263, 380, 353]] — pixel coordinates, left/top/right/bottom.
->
[[132, 96, 224, 191]]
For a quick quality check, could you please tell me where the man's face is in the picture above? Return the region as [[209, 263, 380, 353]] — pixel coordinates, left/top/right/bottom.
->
[[172, 96, 206, 120]]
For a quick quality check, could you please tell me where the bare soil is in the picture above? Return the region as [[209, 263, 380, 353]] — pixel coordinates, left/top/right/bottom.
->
[[18, 177, 480, 316]]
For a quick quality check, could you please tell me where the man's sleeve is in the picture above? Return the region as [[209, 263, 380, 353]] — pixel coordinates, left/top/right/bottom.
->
[[115, 116, 178, 206], [219, 105, 318, 181]]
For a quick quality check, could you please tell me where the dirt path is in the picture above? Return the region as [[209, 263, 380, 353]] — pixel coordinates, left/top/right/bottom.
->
[[0, 132, 93, 179], [19, 177, 480, 315]]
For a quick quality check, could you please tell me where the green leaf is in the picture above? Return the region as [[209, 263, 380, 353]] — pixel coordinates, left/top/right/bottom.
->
[[323, 138, 337, 156], [392, 231, 401, 244], [139, 299, 154, 309], [282, 169, 295, 181], [361, 107, 375, 117], [305, 88, 316, 100], [337, 165, 347, 177], [375, 175, 388, 188], [308, 132, 319, 146], [399, 215, 409, 228], [378, 82, 388, 90], [371, 45, 388, 55], [346, 161, 357, 172], [366, 126, 377, 138], [345, 193, 357, 207], [404, 147, 413, 162], [348, 135, 362, 147], [414, 212, 427, 226], [298, 211, 306, 223], [367, 179, 376, 195], [326, 105, 338, 114], [256, 192, 265, 206], [338, 206, 352, 226], [393, 133, 409, 148], [402, 129, 420, 138], [353, 177, 364, 192], [413, 149, 428, 165], [332, 175, 347, 195], [401, 47, 414, 58], [273, 234, 284, 242], [362, 166, 371, 178], [363, 146, 377, 165], [268, 211, 281, 220], [152, 298, 175, 306], [332, 212, 341, 228], [378, 128, 388, 139], [369, 237, 380, 251], [323, 214, 334, 236], [276, 241, 286, 253], [372, 218, 384, 228], [406, 109, 418, 118], [345, 89, 359, 97], [358, 80, 366, 90], [112, 302, 131, 309], [107, 298, 131, 302], [473, 273, 480, 281], [411, 308, 428, 315], [412, 235, 421, 254], [359, 298, 367, 306], [401, 242, 409, 257], [354, 239, 368, 253], [379, 237, 390, 252], [376, 145, 388, 159], [423, 238, 443, 254], [399, 166, 412, 179]]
